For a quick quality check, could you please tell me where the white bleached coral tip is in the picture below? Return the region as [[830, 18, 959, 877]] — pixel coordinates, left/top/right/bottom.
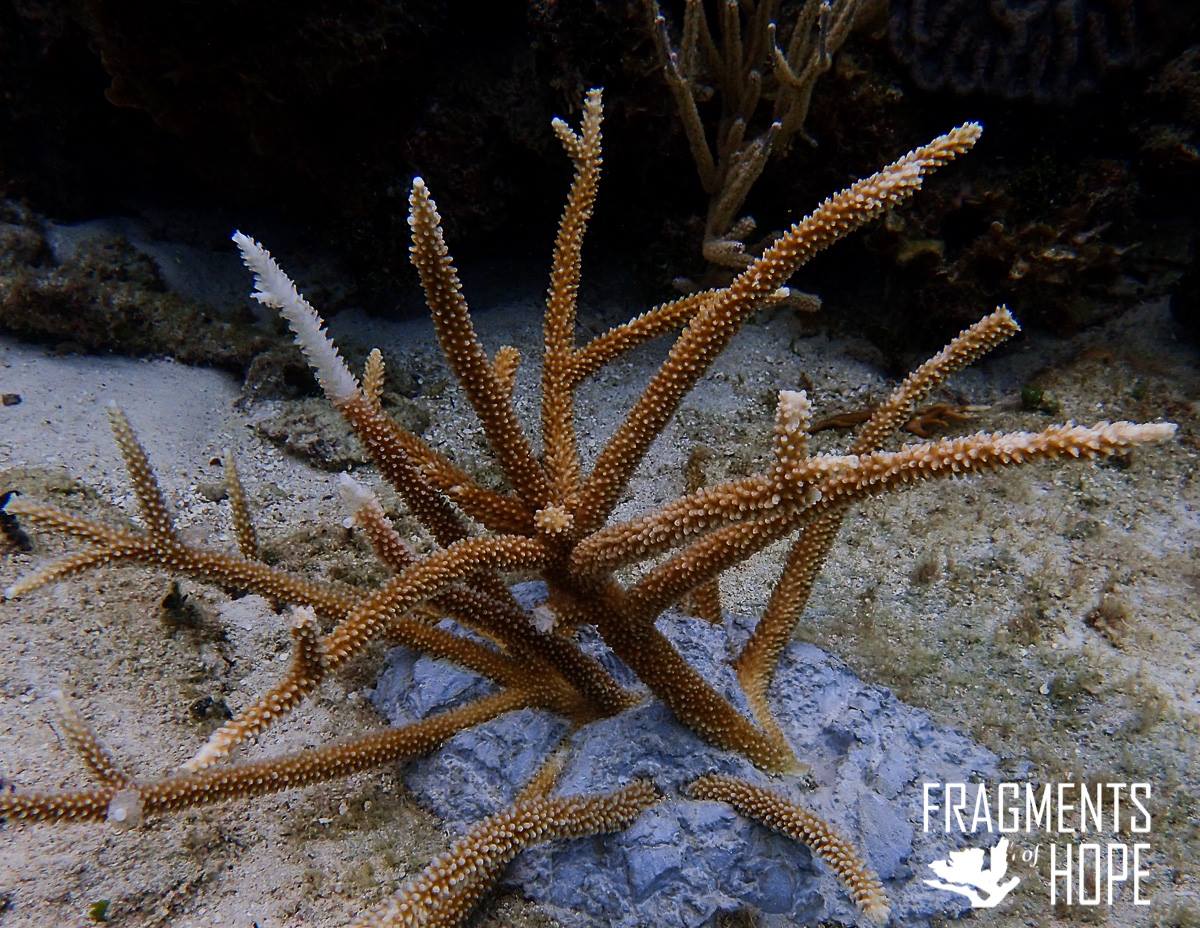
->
[[336, 472, 377, 517], [776, 390, 812, 433], [232, 231, 359, 403]]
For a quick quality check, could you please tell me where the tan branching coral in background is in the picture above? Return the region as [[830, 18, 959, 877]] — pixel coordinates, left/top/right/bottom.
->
[[1, 88, 1176, 927], [647, 0, 864, 274]]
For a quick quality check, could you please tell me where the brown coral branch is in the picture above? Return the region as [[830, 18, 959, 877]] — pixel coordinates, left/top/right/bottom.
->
[[542, 89, 603, 498], [55, 691, 134, 789], [408, 177, 551, 508], [564, 584, 798, 772], [107, 404, 174, 539], [734, 306, 1023, 715], [688, 773, 889, 924], [681, 448, 724, 623], [222, 449, 260, 560], [648, 0, 719, 193], [491, 345, 521, 402], [185, 606, 327, 771], [5, 497, 359, 618], [336, 393, 474, 545], [569, 289, 715, 384], [852, 307, 1020, 454], [320, 535, 547, 665], [354, 350, 532, 537], [350, 779, 660, 928], [363, 743, 571, 928], [571, 391, 836, 574], [569, 285, 801, 387], [362, 348, 387, 406], [627, 418, 1174, 630], [734, 508, 842, 733], [1, 689, 530, 826]]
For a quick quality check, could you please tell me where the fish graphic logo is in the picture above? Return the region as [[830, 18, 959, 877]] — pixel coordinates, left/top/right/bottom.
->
[[924, 836, 1021, 908]]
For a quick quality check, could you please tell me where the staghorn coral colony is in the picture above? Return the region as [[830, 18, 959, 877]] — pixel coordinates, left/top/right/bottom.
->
[[0, 89, 1178, 927]]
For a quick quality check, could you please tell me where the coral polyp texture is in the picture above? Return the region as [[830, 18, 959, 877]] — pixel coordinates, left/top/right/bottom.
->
[[1, 88, 1177, 928]]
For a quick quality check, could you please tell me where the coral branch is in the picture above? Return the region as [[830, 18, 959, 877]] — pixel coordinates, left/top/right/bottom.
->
[[351, 779, 660, 928], [55, 692, 134, 788], [408, 177, 551, 508], [543, 89, 603, 498], [853, 307, 1020, 454], [222, 448, 260, 560], [234, 231, 359, 402], [1, 690, 530, 825], [689, 774, 889, 924], [735, 306, 1022, 714], [5, 497, 358, 618], [320, 535, 548, 665], [185, 606, 326, 771], [680, 448, 723, 623], [107, 405, 175, 539]]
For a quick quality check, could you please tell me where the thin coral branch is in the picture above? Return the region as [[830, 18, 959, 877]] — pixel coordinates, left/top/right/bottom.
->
[[358, 349, 531, 535], [55, 691, 134, 788], [648, 0, 719, 193], [357, 742, 571, 928], [570, 289, 715, 384], [107, 405, 175, 539], [235, 232, 359, 403], [5, 497, 359, 618], [320, 534, 548, 665], [5, 547, 131, 600], [652, 0, 865, 267], [2, 690, 530, 826], [350, 779, 660, 928], [689, 774, 889, 924], [569, 285, 799, 387], [542, 89, 603, 498], [338, 474, 417, 573], [185, 606, 326, 771], [816, 421, 1177, 504], [362, 348, 387, 406], [563, 584, 798, 772], [222, 448, 259, 560], [705, 121, 781, 261], [852, 307, 1020, 455], [571, 391, 840, 574], [491, 345, 521, 402], [681, 448, 723, 623], [734, 306, 1023, 712], [631, 418, 1176, 628], [734, 508, 842, 734], [408, 177, 551, 508]]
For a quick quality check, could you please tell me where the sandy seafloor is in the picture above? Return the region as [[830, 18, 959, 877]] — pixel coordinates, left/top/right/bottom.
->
[[0, 254, 1197, 928]]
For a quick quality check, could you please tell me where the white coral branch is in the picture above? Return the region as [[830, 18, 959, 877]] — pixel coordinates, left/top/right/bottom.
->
[[232, 231, 359, 403]]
